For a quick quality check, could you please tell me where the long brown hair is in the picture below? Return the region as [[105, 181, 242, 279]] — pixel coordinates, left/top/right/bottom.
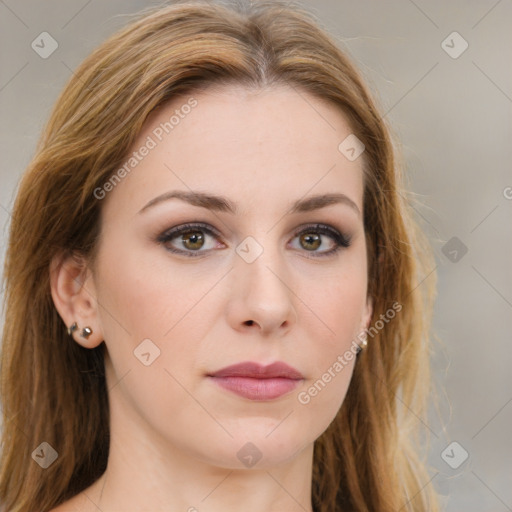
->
[[0, 1, 438, 510]]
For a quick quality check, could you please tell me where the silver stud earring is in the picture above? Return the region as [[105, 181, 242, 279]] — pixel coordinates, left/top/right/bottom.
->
[[67, 322, 78, 336], [80, 326, 93, 339]]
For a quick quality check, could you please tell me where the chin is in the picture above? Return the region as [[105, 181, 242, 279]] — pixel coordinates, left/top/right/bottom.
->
[[192, 428, 313, 470]]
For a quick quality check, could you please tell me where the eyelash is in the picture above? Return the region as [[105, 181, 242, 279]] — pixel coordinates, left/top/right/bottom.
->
[[156, 222, 352, 259]]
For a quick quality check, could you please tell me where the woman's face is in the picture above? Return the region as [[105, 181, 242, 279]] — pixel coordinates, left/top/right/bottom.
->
[[89, 84, 372, 468]]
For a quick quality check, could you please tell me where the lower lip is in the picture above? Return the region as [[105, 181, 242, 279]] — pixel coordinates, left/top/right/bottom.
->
[[208, 376, 302, 401]]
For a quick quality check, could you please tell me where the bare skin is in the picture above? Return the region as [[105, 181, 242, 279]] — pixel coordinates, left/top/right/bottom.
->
[[50, 84, 372, 512]]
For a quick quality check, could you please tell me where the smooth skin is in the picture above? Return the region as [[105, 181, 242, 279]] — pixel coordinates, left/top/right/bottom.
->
[[50, 84, 373, 512]]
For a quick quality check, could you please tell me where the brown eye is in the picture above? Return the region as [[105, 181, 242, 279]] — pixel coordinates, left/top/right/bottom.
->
[[299, 232, 322, 251], [157, 223, 222, 257], [180, 231, 205, 250], [290, 224, 352, 258]]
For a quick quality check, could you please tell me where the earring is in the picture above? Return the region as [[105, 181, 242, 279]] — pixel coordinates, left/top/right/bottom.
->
[[80, 326, 93, 339], [357, 336, 368, 354], [67, 322, 78, 336]]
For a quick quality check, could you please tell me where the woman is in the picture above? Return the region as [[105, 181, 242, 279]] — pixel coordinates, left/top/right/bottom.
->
[[0, 1, 439, 511]]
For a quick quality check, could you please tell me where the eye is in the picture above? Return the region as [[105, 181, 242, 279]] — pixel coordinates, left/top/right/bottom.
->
[[156, 223, 223, 257], [289, 223, 351, 258]]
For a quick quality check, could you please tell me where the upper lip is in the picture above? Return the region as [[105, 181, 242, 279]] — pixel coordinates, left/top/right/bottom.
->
[[208, 361, 304, 380]]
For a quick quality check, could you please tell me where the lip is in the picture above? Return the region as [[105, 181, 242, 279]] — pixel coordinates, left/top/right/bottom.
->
[[207, 361, 304, 401]]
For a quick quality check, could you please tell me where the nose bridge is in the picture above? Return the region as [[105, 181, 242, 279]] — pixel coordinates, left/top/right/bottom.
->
[[238, 234, 290, 301], [229, 232, 297, 333]]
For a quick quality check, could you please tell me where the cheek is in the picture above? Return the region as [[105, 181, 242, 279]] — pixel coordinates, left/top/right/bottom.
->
[[94, 248, 218, 439], [94, 243, 223, 384], [95, 241, 207, 338], [299, 262, 368, 347], [291, 261, 367, 421]]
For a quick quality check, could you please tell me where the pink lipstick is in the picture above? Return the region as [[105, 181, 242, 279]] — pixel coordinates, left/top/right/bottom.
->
[[207, 361, 304, 401]]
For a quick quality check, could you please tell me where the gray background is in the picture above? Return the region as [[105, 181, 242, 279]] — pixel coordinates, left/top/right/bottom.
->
[[1, 1, 511, 510]]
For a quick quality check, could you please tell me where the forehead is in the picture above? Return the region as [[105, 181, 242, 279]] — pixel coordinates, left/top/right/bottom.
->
[[102, 84, 365, 218]]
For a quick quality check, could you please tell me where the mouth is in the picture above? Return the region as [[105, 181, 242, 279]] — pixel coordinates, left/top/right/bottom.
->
[[207, 361, 304, 401]]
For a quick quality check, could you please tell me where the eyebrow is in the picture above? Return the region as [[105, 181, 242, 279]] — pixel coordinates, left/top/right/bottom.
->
[[138, 190, 361, 216]]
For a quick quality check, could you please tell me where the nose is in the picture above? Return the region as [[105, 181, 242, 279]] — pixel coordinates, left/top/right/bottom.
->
[[225, 247, 297, 337]]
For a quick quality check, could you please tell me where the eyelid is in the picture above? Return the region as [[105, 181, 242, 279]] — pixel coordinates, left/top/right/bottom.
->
[[157, 222, 222, 241]]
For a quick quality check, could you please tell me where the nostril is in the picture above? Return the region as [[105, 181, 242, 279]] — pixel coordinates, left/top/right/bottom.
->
[[245, 320, 254, 326]]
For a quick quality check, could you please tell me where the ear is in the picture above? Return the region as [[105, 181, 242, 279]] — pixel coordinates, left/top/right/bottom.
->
[[50, 251, 104, 349]]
